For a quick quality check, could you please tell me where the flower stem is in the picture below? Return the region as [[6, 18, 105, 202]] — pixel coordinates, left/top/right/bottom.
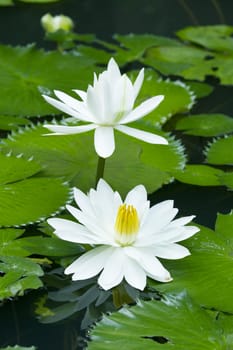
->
[[95, 156, 106, 186]]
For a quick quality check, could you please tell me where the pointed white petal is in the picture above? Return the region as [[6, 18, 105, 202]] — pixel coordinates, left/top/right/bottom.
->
[[125, 246, 172, 282], [98, 248, 124, 290], [86, 85, 103, 122], [121, 95, 164, 124], [44, 123, 97, 135], [123, 256, 147, 290], [138, 200, 178, 237], [152, 243, 190, 259], [73, 89, 87, 101], [94, 126, 115, 158], [107, 57, 122, 82], [115, 125, 168, 144], [112, 75, 135, 119], [133, 68, 144, 99], [66, 246, 114, 279], [42, 94, 86, 120], [54, 90, 94, 121], [124, 184, 149, 220], [47, 218, 99, 244], [73, 188, 95, 218], [167, 215, 196, 228]]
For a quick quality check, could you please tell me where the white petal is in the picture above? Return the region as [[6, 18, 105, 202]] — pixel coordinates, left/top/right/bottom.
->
[[152, 243, 190, 259], [54, 90, 94, 121], [73, 187, 95, 218], [73, 89, 87, 101], [138, 200, 178, 238], [115, 125, 168, 144], [123, 255, 147, 290], [44, 123, 96, 135], [94, 126, 115, 158], [167, 215, 196, 228], [107, 58, 122, 82], [86, 85, 103, 121], [42, 94, 86, 120], [47, 218, 99, 244], [124, 184, 149, 220], [121, 95, 164, 124], [156, 225, 200, 244], [112, 75, 135, 119], [125, 247, 172, 282], [66, 246, 114, 279], [133, 68, 144, 100], [98, 248, 125, 290], [66, 204, 114, 244]]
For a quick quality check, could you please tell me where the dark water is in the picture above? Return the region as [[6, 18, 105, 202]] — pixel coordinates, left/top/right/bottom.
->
[[0, 0, 233, 349]]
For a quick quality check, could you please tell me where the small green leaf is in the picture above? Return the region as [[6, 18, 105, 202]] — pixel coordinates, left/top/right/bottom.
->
[[88, 292, 224, 350], [0, 256, 43, 299], [205, 136, 233, 165], [172, 164, 224, 186], [219, 172, 233, 189], [177, 25, 233, 53], [175, 114, 233, 136]]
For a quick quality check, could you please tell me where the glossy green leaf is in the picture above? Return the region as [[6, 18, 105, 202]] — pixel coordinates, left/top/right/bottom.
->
[[0, 123, 186, 196], [0, 177, 71, 227], [175, 114, 233, 136], [205, 136, 233, 165], [184, 81, 213, 98], [0, 45, 96, 116], [88, 292, 224, 350], [152, 212, 233, 312], [137, 70, 195, 125], [172, 164, 224, 186], [0, 256, 43, 299], [219, 172, 233, 189], [0, 0, 13, 5], [0, 153, 41, 185], [177, 25, 233, 53], [0, 228, 28, 256]]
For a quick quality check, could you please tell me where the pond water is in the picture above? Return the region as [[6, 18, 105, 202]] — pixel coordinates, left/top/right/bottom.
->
[[0, 0, 233, 349]]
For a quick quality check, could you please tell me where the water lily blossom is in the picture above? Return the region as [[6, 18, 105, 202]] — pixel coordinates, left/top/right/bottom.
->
[[42, 58, 168, 158], [48, 179, 199, 291]]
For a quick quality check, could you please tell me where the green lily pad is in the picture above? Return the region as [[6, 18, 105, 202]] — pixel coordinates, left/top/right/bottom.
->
[[0, 45, 96, 117], [177, 25, 233, 53], [0, 115, 30, 130], [88, 292, 224, 350], [152, 212, 233, 312], [219, 172, 233, 189], [175, 114, 233, 137], [137, 70, 195, 125], [0, 123, 186, 196], [0, 255, 43, 300], [172, 164, 224, 186], [0, 177, 71, 227], [205, 136, 233, 165]]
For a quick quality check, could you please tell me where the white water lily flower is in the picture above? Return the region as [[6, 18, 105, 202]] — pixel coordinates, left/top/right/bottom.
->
[[48, 179, 199, 291], [42, 58, 168, 158]]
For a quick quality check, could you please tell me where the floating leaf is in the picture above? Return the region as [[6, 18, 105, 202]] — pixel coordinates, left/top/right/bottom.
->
[[88, 292, 224, 350], [0, 256, 43, 300], [0, 153, 41, 185], [175, 114, 233, 137], [152, 212, 233, 312], [219, 172, 233, 189], [184, 81, 213, 98], [205, 136, 233, 165], [0, 115, 30, 130], [177, 25, 233, 53], [0, 123, 186, 196], [172, 164, 224, 186], [0, 177, 70, 227], [0, 45, 96, 116], [137, 70, 195, 125]]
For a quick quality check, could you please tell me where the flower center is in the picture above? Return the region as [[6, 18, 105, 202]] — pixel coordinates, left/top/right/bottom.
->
[[114, 204, 139, 246]]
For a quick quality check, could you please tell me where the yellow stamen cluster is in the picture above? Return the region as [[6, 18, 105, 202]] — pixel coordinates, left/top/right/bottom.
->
[[114, 204, 139, 246]]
